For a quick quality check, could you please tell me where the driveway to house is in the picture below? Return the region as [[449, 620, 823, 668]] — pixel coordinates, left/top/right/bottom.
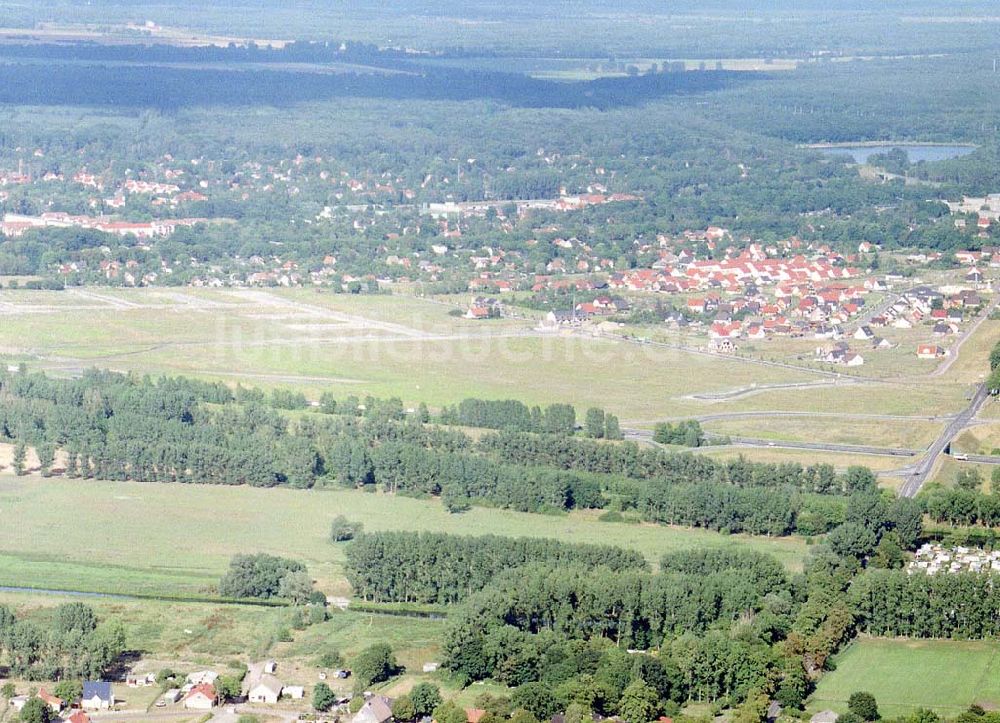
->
[[846, 286, 909, 332]]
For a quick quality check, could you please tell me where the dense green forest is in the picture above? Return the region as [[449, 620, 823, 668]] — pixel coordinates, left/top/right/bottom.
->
[[0, 53, 752, 110], [345, 532, 648, 604]]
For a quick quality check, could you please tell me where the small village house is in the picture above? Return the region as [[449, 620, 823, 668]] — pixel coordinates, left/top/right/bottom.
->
[[247, 674, 283, 704], [917, 344, 947, 359], [183, 683, 216, 710], [36, 688, 63, 714], [352, 695, 394, 723], [81, 682, 113, 711]]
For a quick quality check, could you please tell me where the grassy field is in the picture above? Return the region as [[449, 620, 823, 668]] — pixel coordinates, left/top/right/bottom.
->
[[810, 637, 1000, 718], [718, 379, 971, 418], [735, 330, 941, 380], [701, 416, 941, 450], [954, 422, 1000, 455], [926, 456, 998, 491], [0, 472, 808, 705], [0, 475, 812, 600], [2, 285, 982, 497], [0, 287, 834, 421], [937, 319, 1000, 385], [119, 333, 823, 420], [0, 287, 978, 430]]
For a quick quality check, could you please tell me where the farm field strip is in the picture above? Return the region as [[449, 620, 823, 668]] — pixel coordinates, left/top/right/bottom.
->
[[695, 446, 911, 473], [953, 423, 1000, 455]]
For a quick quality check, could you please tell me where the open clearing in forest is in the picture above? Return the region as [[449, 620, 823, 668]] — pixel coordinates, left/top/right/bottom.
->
[[0, 476, 811, 599], [810, 637, 1000, 718]]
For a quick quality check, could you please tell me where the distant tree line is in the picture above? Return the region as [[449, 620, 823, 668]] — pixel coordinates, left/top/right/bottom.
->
[[625, 481, 808, 536], [440, 399, 576, 436], [923, 488, 1000, 527], [368, 442, 606, 512], [320, 394, 627, 443], [0, 53, 751, 111], [480, 430, 878, 495]]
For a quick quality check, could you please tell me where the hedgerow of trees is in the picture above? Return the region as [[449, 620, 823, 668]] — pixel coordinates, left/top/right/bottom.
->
[[0, 368, 875, 536]]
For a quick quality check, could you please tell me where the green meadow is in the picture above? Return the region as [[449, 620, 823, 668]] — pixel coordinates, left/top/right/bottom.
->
[[810, 638, 1000, 718], [0, 476, 811, 600], [0, 287, 975, 428]]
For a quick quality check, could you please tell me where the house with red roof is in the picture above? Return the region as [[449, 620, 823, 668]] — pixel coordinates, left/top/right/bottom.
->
[[37, 689, 63, 713], [183, 684, 216, 710], [687, 298, 706, 313], [709, 321, 742, 339]]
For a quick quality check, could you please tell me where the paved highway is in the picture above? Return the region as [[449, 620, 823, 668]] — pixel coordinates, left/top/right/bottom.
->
[[899, 383, 991, 497]]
